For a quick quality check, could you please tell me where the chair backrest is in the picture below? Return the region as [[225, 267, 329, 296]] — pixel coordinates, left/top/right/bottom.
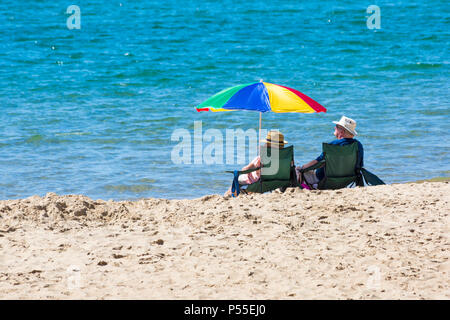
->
[[244, 145, 294, 193], [322, 142, 358, 178], [319, 142, 359, 190], [260, 145, 293, 181]]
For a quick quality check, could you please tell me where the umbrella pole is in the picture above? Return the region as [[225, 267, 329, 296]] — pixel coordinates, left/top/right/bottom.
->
[[258, 112, 262, 156]]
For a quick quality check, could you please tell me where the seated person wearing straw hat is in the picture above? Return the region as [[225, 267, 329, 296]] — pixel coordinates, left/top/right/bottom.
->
[[297, 116, 364, 189], [224, 130, 287, 197]]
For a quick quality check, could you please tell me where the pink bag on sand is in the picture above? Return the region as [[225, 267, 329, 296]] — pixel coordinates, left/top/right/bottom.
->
[[301, 183, 311, 190]]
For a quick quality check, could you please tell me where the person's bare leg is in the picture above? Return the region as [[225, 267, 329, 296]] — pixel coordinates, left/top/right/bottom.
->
[[295, 167, 303, 185]]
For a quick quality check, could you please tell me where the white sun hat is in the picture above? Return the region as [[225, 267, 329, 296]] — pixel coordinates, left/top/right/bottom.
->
[[332, 116, 358, 136]]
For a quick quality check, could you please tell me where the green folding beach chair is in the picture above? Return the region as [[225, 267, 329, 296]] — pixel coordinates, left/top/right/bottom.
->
[[299, 142, 384, 190], [227, 145, 297, 196], [300, 142, 363, 190]]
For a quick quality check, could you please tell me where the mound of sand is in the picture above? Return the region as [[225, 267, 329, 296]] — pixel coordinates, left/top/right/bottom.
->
[[0, 182, 448, 299]]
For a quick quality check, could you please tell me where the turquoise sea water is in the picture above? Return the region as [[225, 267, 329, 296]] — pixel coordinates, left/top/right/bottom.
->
[[1, 1, 449, 200]]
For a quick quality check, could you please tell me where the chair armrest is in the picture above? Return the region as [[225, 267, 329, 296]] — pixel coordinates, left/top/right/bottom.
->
[[226, 167, 261, 175]]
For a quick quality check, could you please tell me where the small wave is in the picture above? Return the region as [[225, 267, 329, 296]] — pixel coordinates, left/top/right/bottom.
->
[[339, 48, 359, 53], [113, 82, 146, 87], [70, 52, 84, 59], [240, 9, 269, 14], [377, 63, 442, 71], [87, 138, 124, 145], [104, 184, 155, 193], [107, 90, 139, 97], [55, 132, 91, 137], [25, 134, 44, 145], [132, 69, 160, 77], [193, 65, 219, 71], [419, 108, 450, 116], [420, 35, 439, 41], [412, 62, 443, 69], [64, 93, 90, 99]]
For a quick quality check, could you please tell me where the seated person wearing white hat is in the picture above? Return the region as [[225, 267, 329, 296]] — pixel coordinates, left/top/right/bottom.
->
[[298, 116, 364, 189], [224, 130, 287, 197]]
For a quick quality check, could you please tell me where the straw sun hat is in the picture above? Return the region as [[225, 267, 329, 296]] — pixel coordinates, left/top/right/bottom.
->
[[261, 130, 287, 146], [332, 116, 358, 136]]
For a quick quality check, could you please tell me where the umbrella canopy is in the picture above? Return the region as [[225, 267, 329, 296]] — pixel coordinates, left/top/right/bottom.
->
[[196, 82, 326, 113]]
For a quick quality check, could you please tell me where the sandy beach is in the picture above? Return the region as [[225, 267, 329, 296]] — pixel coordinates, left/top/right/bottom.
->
[[0, 181, 448, 299]]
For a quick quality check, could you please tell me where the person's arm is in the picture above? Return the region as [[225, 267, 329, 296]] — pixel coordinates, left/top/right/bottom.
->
[[241, 156, 260, 171], [241, 162, 254, 171], [300, 159, 318, 170]]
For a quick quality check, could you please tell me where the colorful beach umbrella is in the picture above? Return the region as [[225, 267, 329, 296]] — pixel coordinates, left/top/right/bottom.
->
[[195, 81, 326, 154], [196, 82, 326, 113]]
